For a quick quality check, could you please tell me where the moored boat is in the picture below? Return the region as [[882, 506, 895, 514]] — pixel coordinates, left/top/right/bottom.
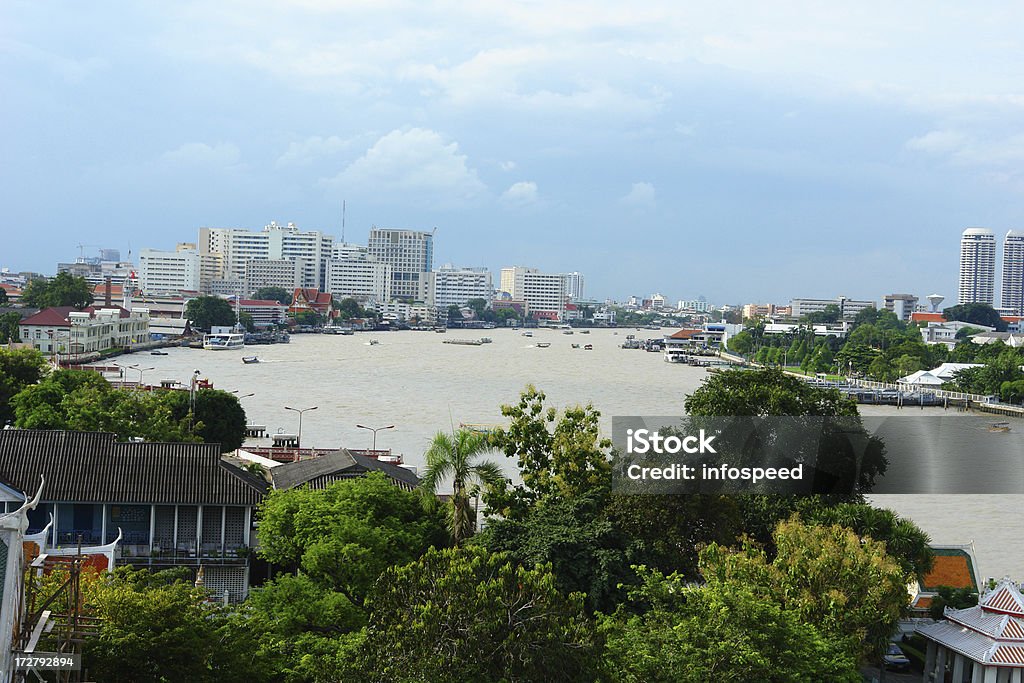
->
[[203, 333, 245, 350]]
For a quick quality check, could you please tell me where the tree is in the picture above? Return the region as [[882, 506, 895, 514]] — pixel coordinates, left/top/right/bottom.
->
[[727, 329, 754, 355], [256, 473, 447, 603], [357, 546, 599, 682], [333, 297, 367, 321], [943, 303, 1007, 331], [20, 272, 94, 309], [238, 310, 255, 332], [0, 347, 49, 425], [420, 429, 505, 544], [601, 567, 859, 682], [804, 303, 842, 324], [292, 309, 323, 327], [927, 586, 979, 620], [163, 388, 247, 452], [0, 312, 21, 343], [466, 297, 489, 319], [446, 304, 462, 324], [0, 288, 7, 305], [685, 367, 858, 418], [254, 286, 293, 305], [185, 296, 237, 332]]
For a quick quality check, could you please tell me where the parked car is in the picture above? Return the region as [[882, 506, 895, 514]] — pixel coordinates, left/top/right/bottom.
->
[[883, 643, 911, 670]]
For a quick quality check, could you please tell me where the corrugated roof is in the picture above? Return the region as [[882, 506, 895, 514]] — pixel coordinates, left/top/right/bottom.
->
[[270, 449, 420, 491], [0, 430, 266, 506]]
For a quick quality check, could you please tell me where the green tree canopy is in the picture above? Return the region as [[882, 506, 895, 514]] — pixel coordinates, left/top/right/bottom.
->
[[357, 546, 599, 682], [253, 286, 293, 305], [420, 429, 504, 544], [162, 388, 247, 452], [185, 295, 238, 332], [20, 272, 94, 309], [0, 312, 22, 344], [256, 472, 447, 603], [685, 368, 859, 417], [0, 347, 49, 425], [943, 303, 1008, 331]]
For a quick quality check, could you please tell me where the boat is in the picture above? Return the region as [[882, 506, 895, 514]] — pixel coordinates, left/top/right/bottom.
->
[[443, 339, 483, 346], [580, 330, 590, 335], [367, 339, 380, 346], [242, 356, 260, 364], [584, 344, 593, 350], [571, 343, 580, 349], [479, 337, 492, 344], [563, 330, 574, 335], [989, 422, 1012, 432], [522, 331, 533, 337], [150, 351, 168, 356], [536, 342, 551, 348], [434, 327, 448, 333], [203, 333, 245, 350]]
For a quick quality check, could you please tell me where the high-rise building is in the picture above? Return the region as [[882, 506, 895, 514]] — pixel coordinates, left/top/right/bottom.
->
[[138, 244, 202, 295], [429, 266, 493, 308], [499, 266, 566, 320], [1001, 230, 1024, 316], [959, 227, 996, 306], [367, 228, 434, 301], [561, 272, 585, 301], [199, 222, 335, 291], [325, 247, 392, 305]]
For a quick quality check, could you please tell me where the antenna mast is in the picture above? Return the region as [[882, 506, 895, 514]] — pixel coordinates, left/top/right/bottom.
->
[[341, 200, 346, 243]]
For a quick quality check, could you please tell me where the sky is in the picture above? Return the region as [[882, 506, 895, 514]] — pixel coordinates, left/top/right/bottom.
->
[[3, 1, 1024, 305]]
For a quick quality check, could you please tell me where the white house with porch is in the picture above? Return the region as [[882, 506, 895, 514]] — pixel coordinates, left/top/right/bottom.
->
[[917, 577, 1024, 682]]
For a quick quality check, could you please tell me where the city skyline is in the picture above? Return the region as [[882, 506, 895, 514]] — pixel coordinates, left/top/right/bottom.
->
[[4, 3, 1024, 302]]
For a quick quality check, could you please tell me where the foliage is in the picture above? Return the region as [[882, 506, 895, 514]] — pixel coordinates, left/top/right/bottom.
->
[[488, 385, 612, 516], [238, 310, 256, 332], [20, 272, 94, 309], [0, 311, 21, 343], [292, 309, 324, 327], [943, 303, 1008, 331], [333, 297, 374, 321], [0, 288, 6, 305], [685, 367, 858, 417], [185, 295, 238, 332], [256, 472, 447, 603], [727, 329, 754, 355], [927, 585, 979, 620], [600, 567, 860, 682], [699, 517, 909, 663], [803, 303, 842, 325], [254, 286, 293, 305], [85, 567, 270, 683], [419, 429, 505, 544], [0, 347, 48, 425], [356, 546, 599, 683], [163, 388, 247, 451], [946, 348, 1024, 395]]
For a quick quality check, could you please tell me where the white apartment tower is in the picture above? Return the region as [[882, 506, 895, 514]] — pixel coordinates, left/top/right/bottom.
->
[[367, 228, 434, 301], [1001, 230, 1024, 316], [429, 266, 493, 308], [958, 227, 997, 306], [500, 266, 566, 320], [562, 272, 585, 301], [138, 244, 202, 295]]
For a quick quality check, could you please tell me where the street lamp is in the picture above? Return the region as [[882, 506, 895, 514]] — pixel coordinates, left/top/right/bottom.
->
[[129, 364, 154, 387], [285, 406, 317, 448], [356, 424, 395, 452]]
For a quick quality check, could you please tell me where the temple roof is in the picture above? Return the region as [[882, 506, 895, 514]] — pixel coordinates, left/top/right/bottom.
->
[[270, 449, 420, 491], [918, 578, 1024, 667]]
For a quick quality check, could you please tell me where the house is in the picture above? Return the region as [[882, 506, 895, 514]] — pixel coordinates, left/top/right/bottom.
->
[[18, 305, 151, 357], [288, 287, 334, 320], [0, 430, 267, 601], [268, 448, 420, 492]]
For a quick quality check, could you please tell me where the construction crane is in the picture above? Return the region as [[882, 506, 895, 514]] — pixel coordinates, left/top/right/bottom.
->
[[75, 243, 98, 261]]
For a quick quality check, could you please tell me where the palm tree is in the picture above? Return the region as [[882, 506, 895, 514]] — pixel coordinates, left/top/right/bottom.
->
[[420, 429, 505, 545]]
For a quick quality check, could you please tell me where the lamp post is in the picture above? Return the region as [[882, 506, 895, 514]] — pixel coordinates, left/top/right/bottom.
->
[[356, 424, 395, 452], [129, 364, 154, 388], [285, 406, 317, 449]]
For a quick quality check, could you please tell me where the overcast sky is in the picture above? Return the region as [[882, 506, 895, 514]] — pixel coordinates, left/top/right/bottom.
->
[[3, 1, 1023, 304]]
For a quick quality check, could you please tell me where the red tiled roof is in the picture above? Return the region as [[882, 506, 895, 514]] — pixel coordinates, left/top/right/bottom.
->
[[239, 299, 286, 307], [921, 551, 978, 592], [19, 305, 132, 327], [670, 328, 702, 339], [911, 312, 945, 323]]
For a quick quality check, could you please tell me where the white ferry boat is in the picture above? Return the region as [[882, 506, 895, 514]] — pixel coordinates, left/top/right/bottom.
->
[[203, 333, 245, 350]]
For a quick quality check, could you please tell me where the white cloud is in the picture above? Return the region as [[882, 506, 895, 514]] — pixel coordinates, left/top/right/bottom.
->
[[501, 160, 517, 171], [501, 181, 539, 207], [620, 181, 656, 208], [906, 130, 1024, 167], [321, 128, 486, 205], [905, 130, 969, 155], [161, 142, 241, 167], [277, 135, 356, 166]]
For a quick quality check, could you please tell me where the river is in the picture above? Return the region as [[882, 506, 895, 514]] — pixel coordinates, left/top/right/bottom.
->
[[112, 327, 1023, 579]]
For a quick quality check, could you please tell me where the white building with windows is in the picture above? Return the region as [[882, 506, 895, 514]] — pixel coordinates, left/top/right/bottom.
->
[[18, 306, 151, 356], [139, 244, 201, 295], [500, 266, 566, 321], [200, 222, 335, 291], [243, 259, 302, 295], [1002, 230, 1024, 316], [959, 227, 997, 306], [429, 266, 493, 308], [367, 228, 433, 302], [325, 252, 392, 305], [561, 272, 585, 301], [790, 296, 875, 319]]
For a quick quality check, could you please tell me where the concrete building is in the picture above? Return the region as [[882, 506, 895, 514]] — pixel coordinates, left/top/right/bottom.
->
[[1002, 230, 1024, 316], [790, 296, 875, 319], [561, 272, 585, 301], [500, 266, 566, 321], [742, 303, 790, 319], [429, 266, 493, 308], [238, 299, 289, 328], [19, 306, 151, 356], [244, 259, 302, 296], [138, 244, 202, 295], [200, 222, 335, 291], [367, 227, 433, 302], [325, 252, 392, 305], [883, 293, 920, 322], [959, 227, 997, 306], [377, 300, 438, 326]]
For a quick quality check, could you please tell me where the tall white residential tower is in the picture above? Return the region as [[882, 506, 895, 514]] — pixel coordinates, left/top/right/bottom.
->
[[958, 227, 996, 306]]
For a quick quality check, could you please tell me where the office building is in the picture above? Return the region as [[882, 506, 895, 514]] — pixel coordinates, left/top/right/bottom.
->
[[561, 272, 585, 301], [429, 266, 493, 308], [790, 296, 875, 319], [958, 227, 996, 306], [367, 228, 434, 301], [138, 244, 202, 295], [500, 266, 566, 320], [325, 249, 392, 305], [883, 293, 920, 322], [200, 222, 335, 291]]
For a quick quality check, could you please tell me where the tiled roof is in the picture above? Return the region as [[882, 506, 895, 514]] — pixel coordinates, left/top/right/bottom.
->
[[669, 328, 702, 339], [922, 548, 980, 592], [0, 430, 266, 506], [919, 579, 1024, 667], [983, 583, 1024, 617], [270, 449, 420, 491], [19, 305, 132, 327]]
